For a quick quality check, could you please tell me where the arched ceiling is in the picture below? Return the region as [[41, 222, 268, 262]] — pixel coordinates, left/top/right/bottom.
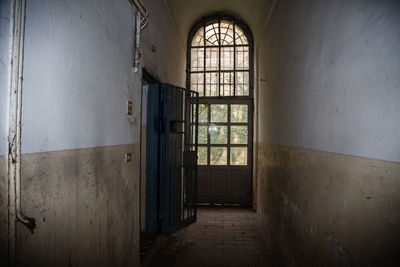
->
[[164, 0, 275, 45]]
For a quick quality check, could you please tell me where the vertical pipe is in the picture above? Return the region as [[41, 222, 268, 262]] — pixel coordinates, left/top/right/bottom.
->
[[130, 0, 148, 72], [14, 0, 35, 232], [8, 0, 36, 264], [131, 0, 148, 30], [133, 11, 141, 72]]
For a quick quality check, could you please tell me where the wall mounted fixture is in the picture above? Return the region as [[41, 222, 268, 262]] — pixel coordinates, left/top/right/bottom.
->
[[127, 101, 133, 115]]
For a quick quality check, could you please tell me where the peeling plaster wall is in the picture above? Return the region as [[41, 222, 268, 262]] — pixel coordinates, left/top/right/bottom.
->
[[257, 144, 400, 266], [17, 145, 140, 267], [257, 0, 400, 266], [0, 0, 186, 266], [0, 155, 7, 265]]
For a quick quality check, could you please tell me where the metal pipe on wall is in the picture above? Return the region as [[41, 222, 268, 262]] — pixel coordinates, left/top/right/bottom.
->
[[14, 0, 35, 232], [130, 0, 148, 72], [8, 0, 36, 263], [131, 0, 148, 30], [133, 11, 142, 73]]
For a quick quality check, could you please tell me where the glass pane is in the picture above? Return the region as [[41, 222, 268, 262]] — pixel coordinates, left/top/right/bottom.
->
[[205, 72, 219, 96], [206, 47, 219, 71], [230, 147, 247, 165], [198, 104, 208, 123], [210, 147, 227, 165], [235, 25, 248, 45], [190, 73, 204, 96], [220, 72, 234, 96], [220, 21, 234, 45], [205, 23, 220, 46], [210, 125, 227, 144], [192, 27, 204, 47], [221, 47, 234, 70], [198, 147, 207, 165], [191, 48, 204, 71], [235, 72, 249, 96], [231, 104, 248, 123], [210, 104, 228, 122], [198, 126, 208, 144], [230, 126, 248, 144], [235, 46, 249, 70]]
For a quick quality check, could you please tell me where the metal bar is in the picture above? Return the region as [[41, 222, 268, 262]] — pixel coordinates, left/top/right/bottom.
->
[[194, 144, 248, 147], [218, 19, 221, 97], [203, 25, 206, 96], [197, 122, 247, 126], [227, 104, 231, 165], [190, 69, 250, 74], [194, 94, 199, 218], [233, 23, 236, 96], [191, 44, 249, 49]]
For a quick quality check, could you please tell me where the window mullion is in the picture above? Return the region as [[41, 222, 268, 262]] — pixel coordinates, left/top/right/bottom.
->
[[207, 103, 210, 165], [233, 23, 236, 97], [227, 104, 231, 166], [218, 19, 221, 97], [203, 25, 206, 96]]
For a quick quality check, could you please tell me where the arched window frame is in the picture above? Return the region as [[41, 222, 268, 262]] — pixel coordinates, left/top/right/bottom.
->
[[186, 15, 254, 99]]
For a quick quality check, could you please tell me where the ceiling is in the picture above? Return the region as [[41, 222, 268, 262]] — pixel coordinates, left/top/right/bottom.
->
[[164, 0, 275, 45]]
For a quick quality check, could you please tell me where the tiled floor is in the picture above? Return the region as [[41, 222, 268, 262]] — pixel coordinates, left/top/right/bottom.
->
[[147, 206, 275, 267]]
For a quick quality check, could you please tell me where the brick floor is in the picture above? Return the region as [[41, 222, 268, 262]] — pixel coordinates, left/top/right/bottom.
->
[[147, 206, 275, 267]]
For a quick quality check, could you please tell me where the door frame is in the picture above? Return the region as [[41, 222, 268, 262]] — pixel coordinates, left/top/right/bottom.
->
[[186, 14, 255, 206], [197, 98, 253, 205]]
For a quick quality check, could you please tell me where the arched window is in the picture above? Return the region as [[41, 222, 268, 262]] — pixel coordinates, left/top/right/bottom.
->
[[187, 16, 253, 97], [187, 15, 254, 205]]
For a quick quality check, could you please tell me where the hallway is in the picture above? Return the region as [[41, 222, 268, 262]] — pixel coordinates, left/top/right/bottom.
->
[[1, 0, 400, 266], [147, 206, 274, 267]]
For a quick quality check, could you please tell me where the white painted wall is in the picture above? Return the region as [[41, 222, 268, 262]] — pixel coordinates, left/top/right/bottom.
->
[[13, 0, 187, 155], [259, 0, 400, 162], [140, 0, 186, 87], [166, 0, 274, 45], [20, 0, 140, 154], [0, 1, 13, 156]]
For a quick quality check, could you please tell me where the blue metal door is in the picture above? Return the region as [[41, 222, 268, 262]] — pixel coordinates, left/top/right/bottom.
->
[[146, 83, 199, 234]]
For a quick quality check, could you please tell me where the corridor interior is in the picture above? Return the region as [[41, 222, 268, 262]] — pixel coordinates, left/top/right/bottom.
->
[[1, 0, 399, 267], [145, 206, 274, 267]]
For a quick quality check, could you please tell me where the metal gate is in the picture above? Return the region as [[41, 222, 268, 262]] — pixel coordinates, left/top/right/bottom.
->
[[145, 83, 199, 234]]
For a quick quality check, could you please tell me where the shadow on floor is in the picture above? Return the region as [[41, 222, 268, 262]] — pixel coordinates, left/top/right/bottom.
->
[[145, 206, 276, 267]]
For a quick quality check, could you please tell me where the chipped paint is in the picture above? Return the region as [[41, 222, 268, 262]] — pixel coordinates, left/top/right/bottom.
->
[[327, 236, 361, 267], [257, 143, 400, 266], [280, 191, 301, 217], [16, 144, 141, 266], [327, 236, 347, 261]]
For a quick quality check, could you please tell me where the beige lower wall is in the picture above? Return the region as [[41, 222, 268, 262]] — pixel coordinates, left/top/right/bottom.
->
[[0, 144, 140, 267], [0, 155, 8, 265], [257, 143, 400, 267]]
